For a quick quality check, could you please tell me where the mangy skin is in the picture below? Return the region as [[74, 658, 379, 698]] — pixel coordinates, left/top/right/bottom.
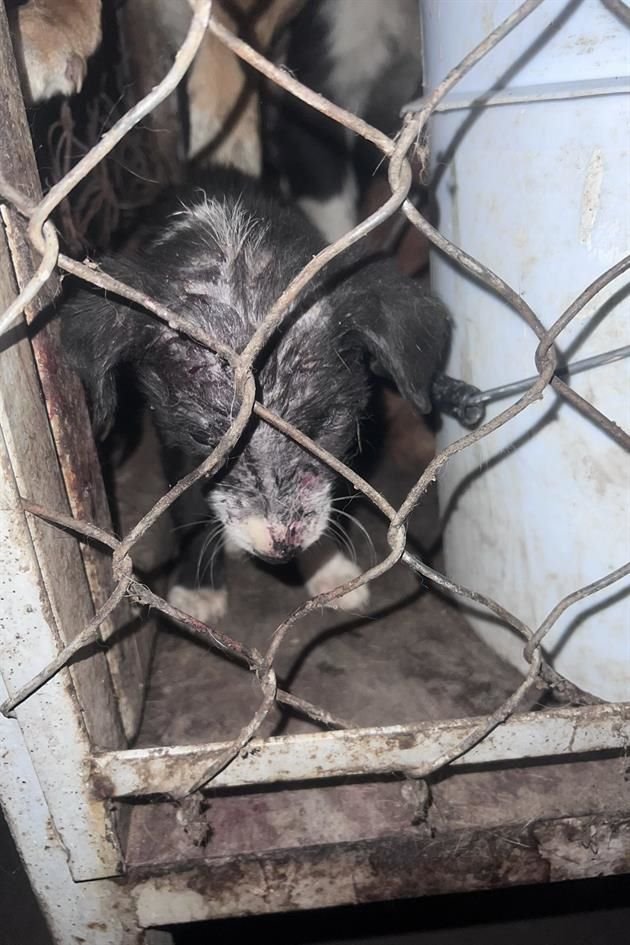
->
[[61, 169, 449, 616]]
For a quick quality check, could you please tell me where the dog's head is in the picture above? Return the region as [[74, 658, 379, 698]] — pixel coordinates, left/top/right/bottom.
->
[[61, 174, 449, 560]]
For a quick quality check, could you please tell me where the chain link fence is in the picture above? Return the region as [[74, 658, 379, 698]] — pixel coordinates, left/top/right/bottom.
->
[[0, 0, 628, 800]]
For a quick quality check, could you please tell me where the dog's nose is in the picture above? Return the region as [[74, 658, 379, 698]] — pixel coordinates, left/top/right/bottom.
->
[[257, 543, 294, 565], [242, 518, 302, 562], [269, 538, 294, 563]]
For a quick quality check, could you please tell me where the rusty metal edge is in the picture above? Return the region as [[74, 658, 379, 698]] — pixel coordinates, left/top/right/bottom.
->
[[125, 811, 630, 925], [93, 703, 630, 798]]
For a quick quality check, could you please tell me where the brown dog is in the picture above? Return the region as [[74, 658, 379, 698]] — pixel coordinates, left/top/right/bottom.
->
[[8, 0, 102, 103], [8, 0, 304, 178], [186, 0, 303, 173]]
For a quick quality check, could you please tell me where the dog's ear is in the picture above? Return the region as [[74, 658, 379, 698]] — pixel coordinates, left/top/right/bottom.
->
[[60, 257, 160, 437], [344, 259, 450, 415]]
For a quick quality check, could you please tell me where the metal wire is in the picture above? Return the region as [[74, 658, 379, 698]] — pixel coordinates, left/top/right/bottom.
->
[[435, 344, 630, 428], [0, 0, 628, 799], [471, 344, 630, 406]]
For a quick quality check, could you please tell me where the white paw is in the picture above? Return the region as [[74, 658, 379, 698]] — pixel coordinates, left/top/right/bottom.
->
[[21, 44, 87, 102], [167, 585, 228, 625], [304, 551, 370, 612]]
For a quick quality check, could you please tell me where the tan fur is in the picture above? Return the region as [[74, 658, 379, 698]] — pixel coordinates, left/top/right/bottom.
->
[[187, 0, 305, 173], [9, 0, 102, 103], [187, 4, 261, 171], [10, 0, 304, 178]]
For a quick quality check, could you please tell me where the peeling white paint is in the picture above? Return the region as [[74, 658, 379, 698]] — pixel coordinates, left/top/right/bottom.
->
[[136, 886, 211, 928], [579, 149, 604, 248], [0, 673, 137, 943], [94, 704, 630, 798], [0, 422, 121, 880]]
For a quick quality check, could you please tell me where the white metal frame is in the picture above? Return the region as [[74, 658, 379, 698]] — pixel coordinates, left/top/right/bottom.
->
[[95, 703, 630, 796]]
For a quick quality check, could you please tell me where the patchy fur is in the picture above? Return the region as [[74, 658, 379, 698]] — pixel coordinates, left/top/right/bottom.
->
[[61, 169, 449, 614]]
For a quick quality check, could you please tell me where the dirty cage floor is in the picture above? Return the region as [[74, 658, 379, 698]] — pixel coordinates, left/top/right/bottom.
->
[[124, 414, 626, 886], [137, 417, 524, 750]]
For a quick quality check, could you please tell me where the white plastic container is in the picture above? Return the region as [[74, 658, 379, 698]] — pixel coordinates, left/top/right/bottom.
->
[[421, 0, 630, 700]]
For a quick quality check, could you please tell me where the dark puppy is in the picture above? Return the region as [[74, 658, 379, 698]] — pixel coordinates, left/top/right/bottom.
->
[[61, 169, 448, 621]]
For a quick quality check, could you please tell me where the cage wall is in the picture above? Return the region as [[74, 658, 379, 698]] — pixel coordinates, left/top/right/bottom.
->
[[426, 0, 630, 701], [0, 1, 629, 939]]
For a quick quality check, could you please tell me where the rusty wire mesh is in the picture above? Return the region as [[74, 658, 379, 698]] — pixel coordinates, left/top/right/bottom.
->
[[0, 0, 628, 796]]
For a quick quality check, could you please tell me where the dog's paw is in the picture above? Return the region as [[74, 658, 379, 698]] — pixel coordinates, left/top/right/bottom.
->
[[305, 551, 370, 612], [11, 2, 102, 103], [167, 585, 228, 625]]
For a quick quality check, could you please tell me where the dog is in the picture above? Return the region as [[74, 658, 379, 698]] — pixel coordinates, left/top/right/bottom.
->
[[267, 0, 423, 241], [60, 169, 449, 621], [8, 0, 306, 177], [9, 1, 419, 193], [7, 0, 103, 103]]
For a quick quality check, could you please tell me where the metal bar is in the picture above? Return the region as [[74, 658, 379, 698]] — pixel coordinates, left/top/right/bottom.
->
[[403, 76, 630, 115], [93, 703, 630, 798], [469, 344, 630, 408], [0, 674, 140, 943], [0, 428, 122, 879]]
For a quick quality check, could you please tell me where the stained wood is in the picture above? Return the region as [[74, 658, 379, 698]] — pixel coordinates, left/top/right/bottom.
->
[[0, 3, 153, 744]]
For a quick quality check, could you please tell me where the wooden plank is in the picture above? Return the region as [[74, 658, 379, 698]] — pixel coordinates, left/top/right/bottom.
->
[[0, 422, 123, 879], [127, 812, 630, 924], [0, 1, 153, 742], [0, 226, 125, 751]]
